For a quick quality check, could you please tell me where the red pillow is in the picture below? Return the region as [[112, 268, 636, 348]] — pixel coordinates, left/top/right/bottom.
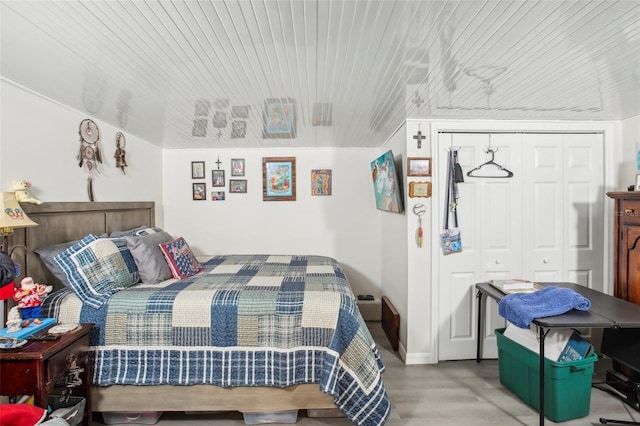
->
[[159, 237, 203, 279]]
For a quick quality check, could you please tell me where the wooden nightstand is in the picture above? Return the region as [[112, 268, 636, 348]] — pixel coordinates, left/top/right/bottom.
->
[[0, 323, 93, 426]]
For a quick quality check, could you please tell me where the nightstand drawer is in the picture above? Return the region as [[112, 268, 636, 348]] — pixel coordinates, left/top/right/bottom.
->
[[0, 360, 38, 394]]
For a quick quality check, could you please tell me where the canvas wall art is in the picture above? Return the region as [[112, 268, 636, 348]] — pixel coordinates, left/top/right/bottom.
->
[[370, 150, 403, 213]]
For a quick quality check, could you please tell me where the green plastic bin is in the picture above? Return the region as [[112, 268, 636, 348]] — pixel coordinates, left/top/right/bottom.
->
[[495, 327, 597, 422]]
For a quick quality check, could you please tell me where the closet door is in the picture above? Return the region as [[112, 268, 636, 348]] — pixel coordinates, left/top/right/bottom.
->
[[437, 132, 605, 361], [521, 133, 604, 291], [521, 134, 564, 281], [437, 133, 522, 361]]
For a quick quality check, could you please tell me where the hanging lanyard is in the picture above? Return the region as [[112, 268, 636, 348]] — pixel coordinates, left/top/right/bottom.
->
[[444, 149, 459, 230]]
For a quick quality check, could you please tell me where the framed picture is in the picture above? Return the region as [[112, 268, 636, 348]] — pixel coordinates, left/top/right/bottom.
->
[[192, 183, 206, 200], [231, 158, 245, 176], [263, 98, 296, 138], [191, 161, 205, 179], [371, 150, 403, 213], [263, 157, 296, 201], [311, 169, 332, 196], [229, 179, 247, 193], [636, 174, 640, 191], [212, 170, 225, 187], [211, 191, 225, 201], [407, 157, 431, 176], [409, 181, 432, 198]]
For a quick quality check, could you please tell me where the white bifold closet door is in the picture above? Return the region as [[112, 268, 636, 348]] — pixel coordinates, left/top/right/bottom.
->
[[437, 132, 604, 361]]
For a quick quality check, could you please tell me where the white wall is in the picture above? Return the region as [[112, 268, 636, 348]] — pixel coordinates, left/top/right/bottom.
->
[[403, 120, 433, 363], [0, 80, 163, 208], [619, 115, 640, 189], [161, 147, 383, 297], [377, 124, 409, 356]]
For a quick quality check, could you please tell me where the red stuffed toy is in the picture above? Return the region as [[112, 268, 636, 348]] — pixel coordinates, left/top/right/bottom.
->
[[0, 403, 47, 426]]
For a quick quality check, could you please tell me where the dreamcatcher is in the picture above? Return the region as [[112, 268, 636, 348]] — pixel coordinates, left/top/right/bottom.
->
[[78, 118, 102, 201]]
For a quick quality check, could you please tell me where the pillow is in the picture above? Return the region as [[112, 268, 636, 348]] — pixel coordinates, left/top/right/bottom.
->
[[132, 227, 164, 236], [53, 234, 140, 309], [34, 234, 106, 287], [109, 225, 147, 237], [159, 237, 203, 279], [125, 231, 174, 283], [111, 226, 164, 237], [36, 240, 81, 287]]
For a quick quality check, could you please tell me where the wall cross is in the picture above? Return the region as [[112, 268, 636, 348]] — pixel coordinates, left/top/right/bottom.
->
[[413, 130, 425, 149]]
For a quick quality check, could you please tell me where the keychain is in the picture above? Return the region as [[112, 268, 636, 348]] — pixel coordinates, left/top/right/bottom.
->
[[413, 203, 426, 248]]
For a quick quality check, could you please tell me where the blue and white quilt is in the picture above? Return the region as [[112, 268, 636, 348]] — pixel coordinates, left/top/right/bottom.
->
[[42, 255, 390, 425]]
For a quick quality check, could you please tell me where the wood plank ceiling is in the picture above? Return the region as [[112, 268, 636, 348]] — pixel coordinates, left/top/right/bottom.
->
[[1, 0, 638, 149]]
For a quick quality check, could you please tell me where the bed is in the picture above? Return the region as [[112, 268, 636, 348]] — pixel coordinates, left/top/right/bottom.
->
[[13, 202, 390, 425]]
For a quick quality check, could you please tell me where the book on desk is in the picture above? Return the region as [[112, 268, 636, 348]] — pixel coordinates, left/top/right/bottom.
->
[[488, 279, 544, 295]]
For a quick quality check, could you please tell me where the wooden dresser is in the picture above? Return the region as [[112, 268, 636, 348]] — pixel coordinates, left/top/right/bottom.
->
[[606, 191, 640, 405], [607, 191, 640, 303]]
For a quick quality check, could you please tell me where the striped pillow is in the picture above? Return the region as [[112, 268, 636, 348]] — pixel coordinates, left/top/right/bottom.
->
[[54, 234, 140, 309]]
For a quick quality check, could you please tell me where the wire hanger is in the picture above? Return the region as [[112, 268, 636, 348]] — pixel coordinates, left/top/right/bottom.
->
[[466, 136, 513, 178]]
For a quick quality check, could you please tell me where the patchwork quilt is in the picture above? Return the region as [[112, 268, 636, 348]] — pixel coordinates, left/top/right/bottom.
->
[[42, 255, 390, 425]]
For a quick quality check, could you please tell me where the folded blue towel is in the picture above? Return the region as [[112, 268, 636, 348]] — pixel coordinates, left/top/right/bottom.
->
[[498, 286, 591, 328]]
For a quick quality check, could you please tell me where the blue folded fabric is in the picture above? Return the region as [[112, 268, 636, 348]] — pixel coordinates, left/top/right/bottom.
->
[[498, 286, 591, 329]]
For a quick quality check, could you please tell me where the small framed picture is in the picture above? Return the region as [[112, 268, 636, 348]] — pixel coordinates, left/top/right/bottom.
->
[[229, 179, 247, 193], [192, 182, 206, 200], [636, 174, 640, 191], [407, 157, 431, 177], [231, 158, 245, 176], [212, 170, 225, 187], [211, 191, 225, 201], [263, 156, 296, 201], [191, 161, 205, 179], [311, 169, 332, 196], [408, 181, 432, 198]]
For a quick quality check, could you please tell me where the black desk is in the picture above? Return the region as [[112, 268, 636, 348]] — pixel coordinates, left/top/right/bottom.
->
[[475, 282, 640, 426]]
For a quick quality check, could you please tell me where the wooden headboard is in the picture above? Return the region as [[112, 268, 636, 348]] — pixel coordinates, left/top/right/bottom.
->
[[9, 202, 155, 290]]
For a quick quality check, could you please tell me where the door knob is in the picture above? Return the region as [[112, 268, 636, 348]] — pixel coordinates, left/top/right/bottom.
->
[[543, 258, 549, 264], [495, 259, 502, 264]]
